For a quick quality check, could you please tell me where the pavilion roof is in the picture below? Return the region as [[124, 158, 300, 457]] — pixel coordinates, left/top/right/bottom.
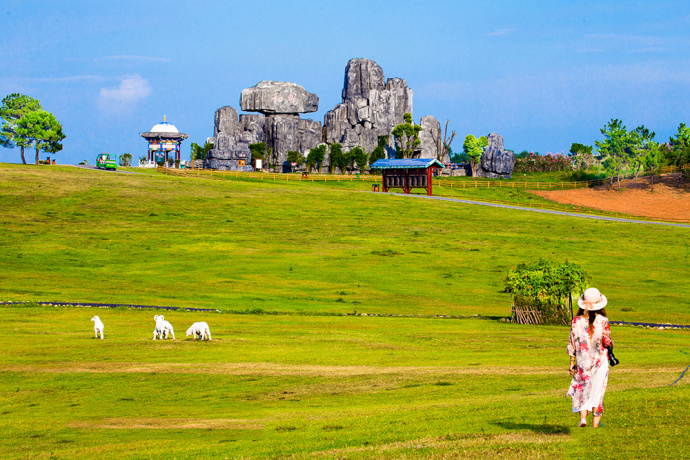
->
[[140, 132, 189, 140], [370, 158, 444, 170]]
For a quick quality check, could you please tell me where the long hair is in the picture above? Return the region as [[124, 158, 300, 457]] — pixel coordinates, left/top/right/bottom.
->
[[576, 307, 608, 330]]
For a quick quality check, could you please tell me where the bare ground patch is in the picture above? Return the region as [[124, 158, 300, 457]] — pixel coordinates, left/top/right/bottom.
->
[[532, 173, 689, 221], [67, 417, 262, 430], [1, 362, 682, 380]]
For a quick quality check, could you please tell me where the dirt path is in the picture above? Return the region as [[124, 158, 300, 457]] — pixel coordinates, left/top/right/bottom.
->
[[531, 173, 689, 221]]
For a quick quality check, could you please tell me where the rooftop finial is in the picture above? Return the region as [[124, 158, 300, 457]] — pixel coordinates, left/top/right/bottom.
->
[[164, 114, 166, 122]]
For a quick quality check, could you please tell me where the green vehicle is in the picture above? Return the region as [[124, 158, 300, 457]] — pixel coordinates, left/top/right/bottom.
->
[[96, 153, 118, 170]]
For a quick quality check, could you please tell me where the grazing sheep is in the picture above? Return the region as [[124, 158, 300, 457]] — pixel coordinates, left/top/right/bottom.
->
[[91, 315, 104, 339], [153, 315, 175, 340], [186, 321, 211, 341]]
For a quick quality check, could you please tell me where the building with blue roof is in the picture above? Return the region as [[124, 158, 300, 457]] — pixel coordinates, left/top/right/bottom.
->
[[370, 158, 444, 195]]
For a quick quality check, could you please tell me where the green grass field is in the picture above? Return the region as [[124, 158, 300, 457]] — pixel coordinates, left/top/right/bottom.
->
[[0, 164, 688, 459]]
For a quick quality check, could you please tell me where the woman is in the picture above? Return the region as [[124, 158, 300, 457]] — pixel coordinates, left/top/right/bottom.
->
[[567, 287, 613, 428]]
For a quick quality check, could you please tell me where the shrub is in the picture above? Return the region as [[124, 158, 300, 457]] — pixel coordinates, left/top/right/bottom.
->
[[503, 259, 590, 325], [514, 152, 572, 173]]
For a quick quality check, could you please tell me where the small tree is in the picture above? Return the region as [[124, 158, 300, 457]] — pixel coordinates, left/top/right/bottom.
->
[[286, 150, 304, 172], [306, 144, 326, 173], [595, 119, 635, 189], [463, 134, 488, 176], [119, 153, 132, 166], [430, 119, 456, 163], [391, 113, 422, 158], [369, 136, 388, 164], [504, 259, 591, 325], [191, 142, 214, 162], [669, 123, 690, 179], [350, 146, 368, 172], [329, 143, 348, 174]]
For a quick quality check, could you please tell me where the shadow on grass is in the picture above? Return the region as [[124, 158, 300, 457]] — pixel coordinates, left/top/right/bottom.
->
[[492, 421, 571, 435]]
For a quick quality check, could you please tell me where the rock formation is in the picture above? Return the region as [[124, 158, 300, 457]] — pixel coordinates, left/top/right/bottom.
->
[[324, 58, 413, 155], [240, 81, 318, 115], [234, 81, 322, 166], [476, 133, 515, 178], [205, 131, 253, 172], [418, 115, 441, 160]]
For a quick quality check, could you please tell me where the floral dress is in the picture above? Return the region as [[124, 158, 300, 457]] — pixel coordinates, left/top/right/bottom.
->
[[566, 314, 613, 416]]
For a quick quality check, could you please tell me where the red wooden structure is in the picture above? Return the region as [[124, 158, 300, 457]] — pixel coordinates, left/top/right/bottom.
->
[[370, 158, 444, 196]]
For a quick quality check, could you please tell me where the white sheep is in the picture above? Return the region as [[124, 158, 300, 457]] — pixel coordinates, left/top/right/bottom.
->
[[153, 315, 175, 340], [186, 321, 211, 341], [91, 315, 104, 339]]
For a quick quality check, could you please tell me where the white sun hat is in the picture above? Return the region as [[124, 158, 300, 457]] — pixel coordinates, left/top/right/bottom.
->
[[577, 287, 608, 311]]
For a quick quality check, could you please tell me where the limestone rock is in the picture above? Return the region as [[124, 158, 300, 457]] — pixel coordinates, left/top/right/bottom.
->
[[325, 58, 413, 156], [240, 81, 318, 115], [476, 133, 515, 178], [238, 114, 265, 145], [205, 132, 253, 171], [214, 106, 240, 137], [418, 115, 440, 159], [264, 115, 322, 164], [342, 58, 385, 101]]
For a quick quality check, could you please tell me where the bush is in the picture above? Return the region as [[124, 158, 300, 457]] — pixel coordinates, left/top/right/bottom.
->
[[514, 153, 572, 173], [504, 259, 590, 325]]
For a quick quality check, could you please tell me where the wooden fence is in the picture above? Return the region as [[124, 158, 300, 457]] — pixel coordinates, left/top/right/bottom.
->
[[160, 163, 688, 191], [157, 166, 690, 224]]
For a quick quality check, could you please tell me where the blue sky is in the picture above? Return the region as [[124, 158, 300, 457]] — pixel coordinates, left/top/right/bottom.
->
[[1, 0, 689, 165]]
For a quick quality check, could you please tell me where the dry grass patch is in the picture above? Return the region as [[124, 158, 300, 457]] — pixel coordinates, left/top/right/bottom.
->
[[304, 432, 567, 459], [67, 417, 262, 430]]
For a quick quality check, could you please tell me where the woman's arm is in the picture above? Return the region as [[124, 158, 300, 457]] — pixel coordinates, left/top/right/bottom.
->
[[602, 318, 613, 348]]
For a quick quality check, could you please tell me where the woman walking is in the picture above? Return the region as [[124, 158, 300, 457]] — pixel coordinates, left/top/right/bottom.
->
[[567, 287, 613, 427]]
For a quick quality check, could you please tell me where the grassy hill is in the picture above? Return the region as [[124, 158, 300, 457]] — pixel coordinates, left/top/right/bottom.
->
[[0, 164, 688, 459]]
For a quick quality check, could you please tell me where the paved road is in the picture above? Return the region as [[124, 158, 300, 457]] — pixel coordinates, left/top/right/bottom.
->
[[388, 193, 690, 229]]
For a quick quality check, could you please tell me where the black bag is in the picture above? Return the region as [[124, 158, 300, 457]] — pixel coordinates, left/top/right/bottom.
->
[[606, 345, 619, 367]]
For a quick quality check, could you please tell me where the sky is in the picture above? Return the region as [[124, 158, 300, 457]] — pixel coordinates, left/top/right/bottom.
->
[[1, 0, 689, 165]]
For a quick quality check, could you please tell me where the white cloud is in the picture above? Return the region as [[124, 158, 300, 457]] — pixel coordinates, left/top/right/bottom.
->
[[98, 74, 151, 114]]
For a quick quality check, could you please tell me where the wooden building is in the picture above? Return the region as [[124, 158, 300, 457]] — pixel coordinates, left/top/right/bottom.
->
[[369, 158, 444, 196]]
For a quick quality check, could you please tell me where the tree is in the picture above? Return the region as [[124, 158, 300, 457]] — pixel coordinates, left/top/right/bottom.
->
[[350, 146, 368, 172], [629, 125, 656, 180], [329, 143, 350, 174], [595, 119, 635, 189], [286, 150, 304, 172], [119, 153, 132, 166], [569, 143, 594, 171], [430, 119, 456, 163], [391, 113, 422, 158], [306, 145, 326, 173], [642, 142, 664, 192], [16, 109, 65, 165], [463, 134, 488, 176], [0, 93, 43, 164], [190, 142, 214, 163], [369, 136, 388, 164], [668, 123, 690, 178]]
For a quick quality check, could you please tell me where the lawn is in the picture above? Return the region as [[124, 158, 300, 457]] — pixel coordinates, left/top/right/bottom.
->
[[1, 305, 688, 459], [0, 163, 688, 459]]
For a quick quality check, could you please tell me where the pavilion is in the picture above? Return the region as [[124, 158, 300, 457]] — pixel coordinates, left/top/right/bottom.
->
[[369, 158, 444, 196], [140, 116, 189, 168]]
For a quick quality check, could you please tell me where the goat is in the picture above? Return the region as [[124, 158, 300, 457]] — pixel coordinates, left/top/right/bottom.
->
[[186, 321, 211, 341], [153, 315, 175, 340], [91, 315, 104, 339]]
